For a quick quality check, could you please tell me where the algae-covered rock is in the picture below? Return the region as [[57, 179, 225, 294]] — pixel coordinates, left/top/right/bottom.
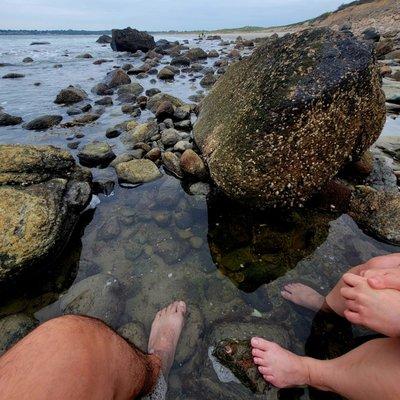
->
[[194, 28, 386, 208], [0, 145, 92, 285], [349, 185, 400, 245], [0, 314, 38, 355], [213, 339, 268, 394]]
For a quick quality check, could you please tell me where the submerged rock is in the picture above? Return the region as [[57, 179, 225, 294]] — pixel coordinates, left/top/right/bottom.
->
[[194, 28, 386, 208], [0, 314, 38, 355], [0, 145, 92, 285], [111, 27, 156, 53], [40, 274, 123, 327], [23, 115, 62, 131]]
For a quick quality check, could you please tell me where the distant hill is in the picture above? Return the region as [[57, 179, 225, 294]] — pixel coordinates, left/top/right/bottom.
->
[[0, 29, 111, 36], [303, 0, 400, 34], [0, 26, 266, 36]]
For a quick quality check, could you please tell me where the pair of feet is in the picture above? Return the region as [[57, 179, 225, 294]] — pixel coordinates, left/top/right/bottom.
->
[[149, 284, 323, 387]]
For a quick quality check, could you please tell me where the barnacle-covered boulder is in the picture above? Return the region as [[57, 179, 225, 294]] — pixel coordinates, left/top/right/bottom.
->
[[194, 28, 386, 208]]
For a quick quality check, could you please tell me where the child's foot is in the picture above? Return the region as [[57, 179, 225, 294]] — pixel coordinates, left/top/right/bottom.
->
[[148, 301, 186, 377], [281, 283, 326, 312], [251, 337, 310, 388]]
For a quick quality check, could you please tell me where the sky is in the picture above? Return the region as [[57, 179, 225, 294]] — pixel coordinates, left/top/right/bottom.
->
[[1, 0, 354, 31]]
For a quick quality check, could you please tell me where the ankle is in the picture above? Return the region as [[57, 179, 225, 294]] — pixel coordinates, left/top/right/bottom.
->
[[303, 357, 332, 392], [141, 354, 162, 396]]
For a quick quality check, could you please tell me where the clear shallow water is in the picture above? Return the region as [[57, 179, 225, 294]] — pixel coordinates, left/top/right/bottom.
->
[[0, 34, 399, 399]]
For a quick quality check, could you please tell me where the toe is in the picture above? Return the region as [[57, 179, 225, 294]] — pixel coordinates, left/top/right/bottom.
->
[[281, 290, 292, 299], [177, 301, 186, 314], [167, 303, 176, 313], [252, 348, 266, 359], [258, 366, 269, 375], [253, 357, 265, 365], [264, 374, 275, 382], [251, 337, 272, 351]]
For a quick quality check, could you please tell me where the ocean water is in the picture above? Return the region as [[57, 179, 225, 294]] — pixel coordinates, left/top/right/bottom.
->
[[0, 34, 399, 399]]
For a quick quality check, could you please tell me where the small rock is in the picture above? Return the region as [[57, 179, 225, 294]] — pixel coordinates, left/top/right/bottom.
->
[[77, 141, 116, 166], [2, 73, 25, 79], [0, 112, 22, 126], [180, 149, 208, 180], [103, 69, 131, 88], [115, 159, 162, 183], [23, 57, 33, 63], [55, 86, 87, 105], [23, 115, 63, 131], [161, 128, 181, 147], [158, 67, 175, 80], [162, 151, 182, 177]]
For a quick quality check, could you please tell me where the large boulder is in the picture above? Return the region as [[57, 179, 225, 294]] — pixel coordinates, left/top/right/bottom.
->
[[0, 145, 92, 285], [194, 28, 386, 208], [111, 27, 156, 53]]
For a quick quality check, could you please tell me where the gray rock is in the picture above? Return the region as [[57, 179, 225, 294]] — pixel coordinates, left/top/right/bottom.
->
[[0, 112, 22, 126], [158, 67, 175, 80], [161, 128, 181, 147], [23, 115, 62, 131], [96, 34, 112, 43], [77, 142, 116, 166], [46, 274, 122, 327], [2, 73, 25, 79], [117, 82, 144, 96]]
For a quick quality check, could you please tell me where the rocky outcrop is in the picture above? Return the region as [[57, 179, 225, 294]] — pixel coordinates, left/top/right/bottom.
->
[[111, 27, 156, 53], [0, 145, 92, 285], [194, 28, 386, 208]]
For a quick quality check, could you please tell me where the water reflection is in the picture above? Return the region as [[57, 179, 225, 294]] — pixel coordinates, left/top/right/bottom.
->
[[207, 190, 333, 292]]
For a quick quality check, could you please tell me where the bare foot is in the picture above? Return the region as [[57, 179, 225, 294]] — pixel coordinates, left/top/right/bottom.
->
[[148, 301, 186, 377], [251, 337, 310, 388], [281, 283, 326, 312]]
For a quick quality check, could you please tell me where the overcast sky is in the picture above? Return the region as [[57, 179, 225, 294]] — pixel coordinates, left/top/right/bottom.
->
[[2, 0, 353, 31]]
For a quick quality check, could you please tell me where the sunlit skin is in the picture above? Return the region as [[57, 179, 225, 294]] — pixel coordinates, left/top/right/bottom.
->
[[251, 254, 400, 399], [0, 301, 186, 400]]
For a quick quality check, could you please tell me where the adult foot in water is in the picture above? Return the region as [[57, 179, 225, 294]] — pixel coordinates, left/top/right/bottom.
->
[[148, 301, 187, 377], [281, 283, 327, 312], [251, 337, 311, 388]]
